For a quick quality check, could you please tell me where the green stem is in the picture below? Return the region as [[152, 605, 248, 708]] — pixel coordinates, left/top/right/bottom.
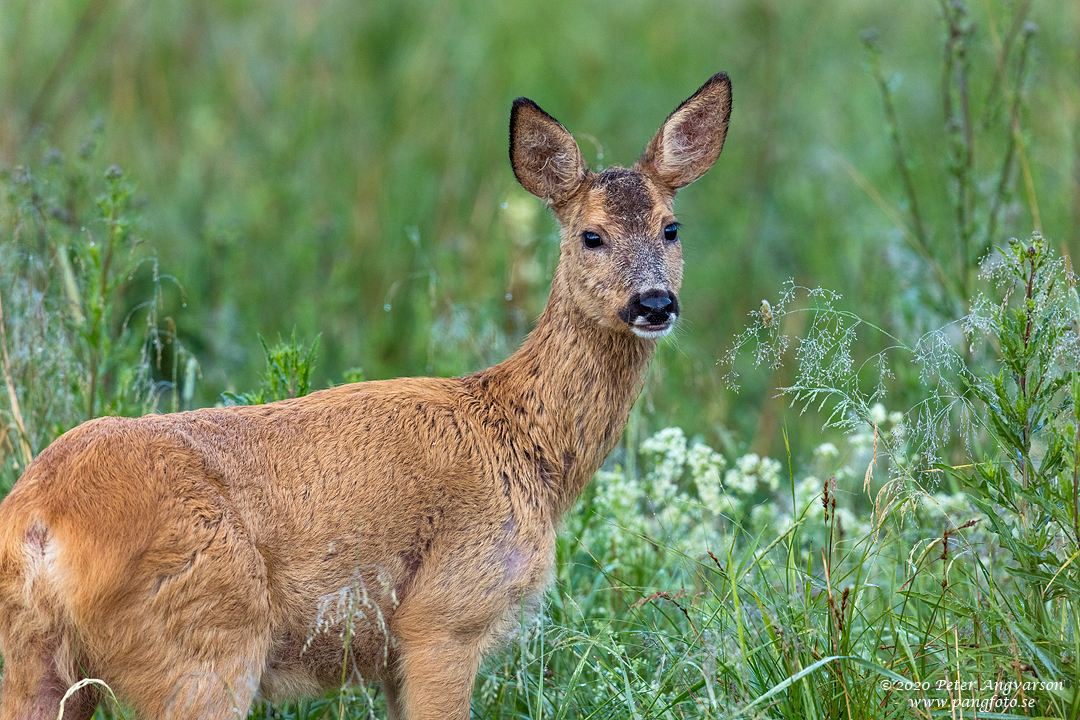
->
[[1073, 420, 1079, 546]]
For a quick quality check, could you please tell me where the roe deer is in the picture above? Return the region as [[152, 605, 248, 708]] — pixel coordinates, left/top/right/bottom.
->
[[0, 72, 731, 720]]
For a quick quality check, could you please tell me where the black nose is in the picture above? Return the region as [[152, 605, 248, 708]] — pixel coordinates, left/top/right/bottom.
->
[[624, 290, 679, 326], [640, 295, 672, 314]]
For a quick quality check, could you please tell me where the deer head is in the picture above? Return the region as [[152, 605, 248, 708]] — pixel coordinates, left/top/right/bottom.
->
[[509, 73, 732, 339]]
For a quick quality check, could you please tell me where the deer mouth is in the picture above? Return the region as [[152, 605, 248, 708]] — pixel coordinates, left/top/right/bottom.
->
[[629, 319, 676, 339]]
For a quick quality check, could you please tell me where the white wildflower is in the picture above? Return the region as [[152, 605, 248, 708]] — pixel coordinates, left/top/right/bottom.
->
[[688, 441, 727, 513], [759, 456, 782, 492], [813, 442, 839, 461], [725, 458, 758, 494], [724, 453, 782, 494], [642, 427, 688, 486], [736, 453, 760, 474]]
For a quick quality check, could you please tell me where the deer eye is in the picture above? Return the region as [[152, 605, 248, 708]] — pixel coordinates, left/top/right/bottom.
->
[[663, 223, 679, 243], [582, 231, 603, 249]]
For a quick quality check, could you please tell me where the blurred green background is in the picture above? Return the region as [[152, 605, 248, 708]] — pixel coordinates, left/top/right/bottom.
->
[[1, 0, 1077, 459]]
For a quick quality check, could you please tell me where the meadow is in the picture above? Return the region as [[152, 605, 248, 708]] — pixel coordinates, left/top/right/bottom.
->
[[1, 0, 1079, 717]]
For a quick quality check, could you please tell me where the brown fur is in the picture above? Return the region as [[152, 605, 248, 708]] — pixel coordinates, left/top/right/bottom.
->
[[0, 72, 731, 720]]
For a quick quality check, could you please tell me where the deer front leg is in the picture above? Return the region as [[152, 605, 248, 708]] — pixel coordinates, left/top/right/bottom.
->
[[394, 637, 480, 720], [383, 674, 402, 720]]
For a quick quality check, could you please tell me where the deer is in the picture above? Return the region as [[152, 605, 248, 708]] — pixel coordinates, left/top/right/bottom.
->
[[0, 72, 731, 720]]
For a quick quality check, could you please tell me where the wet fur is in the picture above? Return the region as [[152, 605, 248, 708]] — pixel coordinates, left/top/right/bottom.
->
[[0, 72, 731, 720]]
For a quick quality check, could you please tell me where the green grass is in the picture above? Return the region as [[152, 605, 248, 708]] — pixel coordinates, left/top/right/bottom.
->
[[2, 0, 1080, 717]]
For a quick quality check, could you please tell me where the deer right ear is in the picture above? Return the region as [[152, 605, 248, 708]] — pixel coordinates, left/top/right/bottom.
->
[[510, 98, 588, 206], [637, 72, 732, 191]]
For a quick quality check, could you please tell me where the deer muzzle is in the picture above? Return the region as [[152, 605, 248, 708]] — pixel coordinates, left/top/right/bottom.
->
[[622, 289, 679, 338]]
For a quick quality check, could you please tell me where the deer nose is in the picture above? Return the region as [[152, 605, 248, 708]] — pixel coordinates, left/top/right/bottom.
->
[[640, 295, 672, 315], [620, 290, 680, 338], [624, 290, 679, 328]]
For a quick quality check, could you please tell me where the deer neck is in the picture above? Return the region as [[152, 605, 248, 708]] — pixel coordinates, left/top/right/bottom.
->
[[478, 265, 656, 516]]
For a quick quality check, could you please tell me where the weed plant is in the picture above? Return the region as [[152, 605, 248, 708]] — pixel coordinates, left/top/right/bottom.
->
[[707, 234, 1078, 718], [0, 137, 191, 494], [222, 331, 322, 406]]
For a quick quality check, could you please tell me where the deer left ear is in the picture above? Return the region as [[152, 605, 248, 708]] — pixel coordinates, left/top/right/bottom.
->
[[510, 98, 589, 207], [637, 72, 732, 191]]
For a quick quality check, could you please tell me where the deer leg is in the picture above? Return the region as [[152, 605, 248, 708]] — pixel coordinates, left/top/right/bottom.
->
[[0, 648, 100, 720], [394, 637, 480, 720], [0, 594, 99, 720], [158, 663, 262, 720], [77, 511, 272, 719], [88, 611, 270, 720], [383, 674, 403, 720]]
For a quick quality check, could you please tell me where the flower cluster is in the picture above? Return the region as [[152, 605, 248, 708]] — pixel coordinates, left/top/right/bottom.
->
[[579, 419, 893, 564]]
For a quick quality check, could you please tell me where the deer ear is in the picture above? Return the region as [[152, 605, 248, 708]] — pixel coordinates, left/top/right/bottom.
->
[[510, 98, 589, 206], [637, 72, 732, 191]]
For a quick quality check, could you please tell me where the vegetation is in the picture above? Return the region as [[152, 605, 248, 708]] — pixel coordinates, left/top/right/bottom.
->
[[1, 0, 1079, 717]]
